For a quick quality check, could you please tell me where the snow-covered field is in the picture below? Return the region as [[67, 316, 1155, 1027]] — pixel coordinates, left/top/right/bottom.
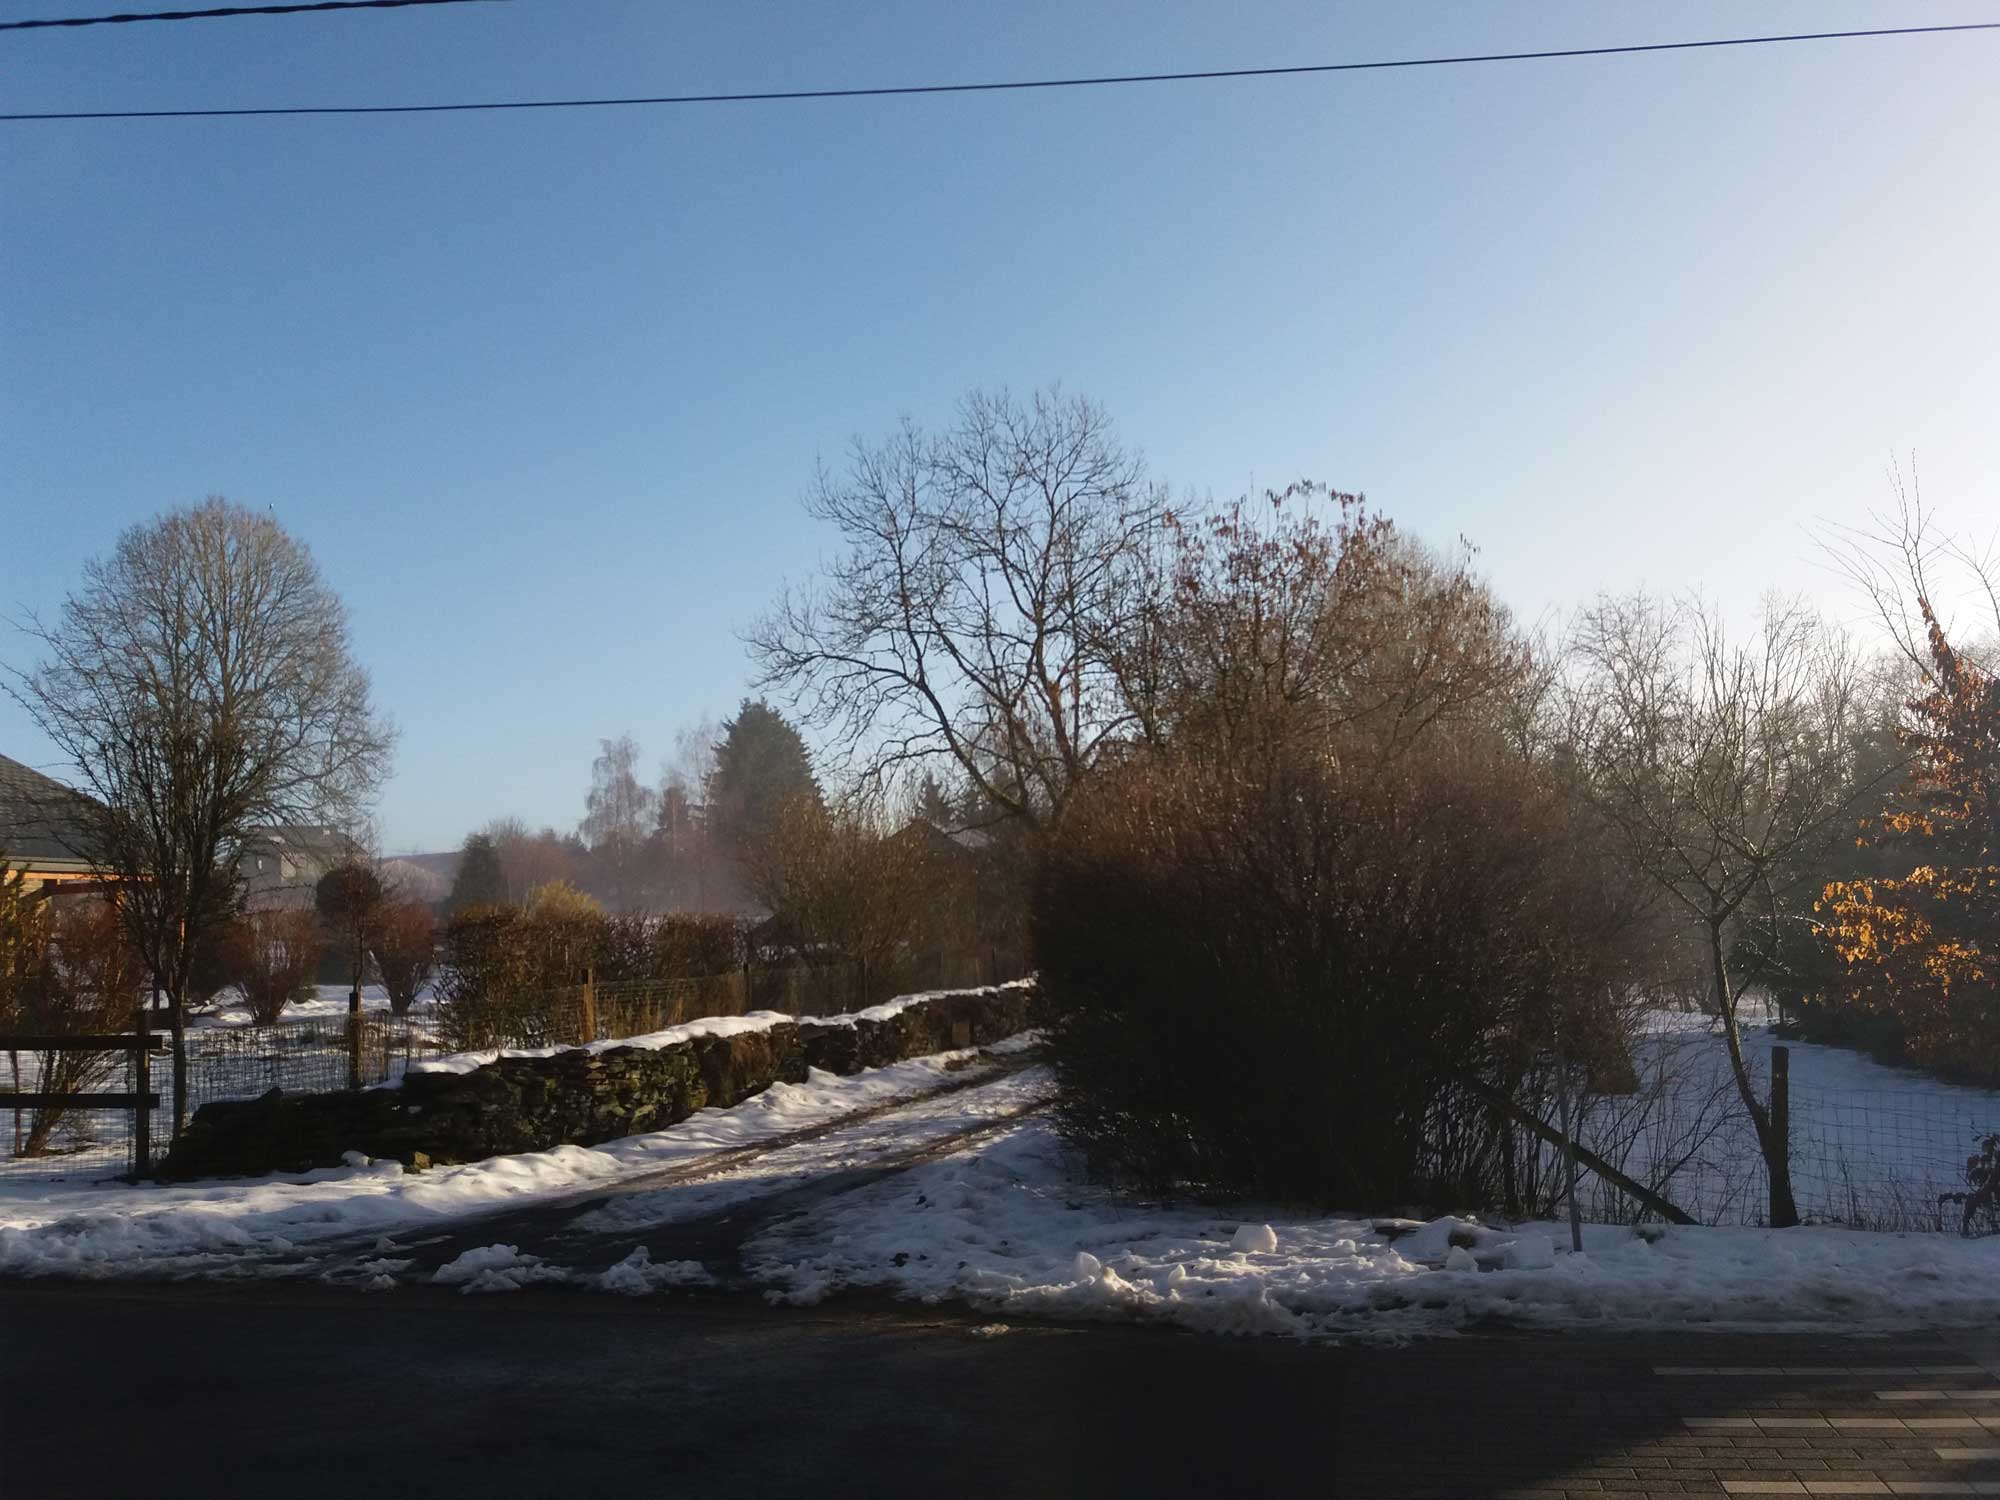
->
[[194, 983, 422, 1030], [1572, 1011, 2000, 1231]]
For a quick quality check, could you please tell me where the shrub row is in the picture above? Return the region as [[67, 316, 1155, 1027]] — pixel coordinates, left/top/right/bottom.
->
[[158, 982, 1036, 1181], [435, 906, 751, 1050]]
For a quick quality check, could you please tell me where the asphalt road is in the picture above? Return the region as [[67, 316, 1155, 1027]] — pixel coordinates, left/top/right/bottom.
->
[[7, 1278, 1999, 1500], [0, 1280, 1349, 1500]]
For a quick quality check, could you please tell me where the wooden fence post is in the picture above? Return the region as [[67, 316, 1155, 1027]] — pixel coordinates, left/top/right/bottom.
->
[[132, 1003, 151, 1178], [1770, 1045, 1791, 1227], [346, 987, 362, 1092], [581, 969, 598, 1044], [1555, 1031, 1584, 1254]]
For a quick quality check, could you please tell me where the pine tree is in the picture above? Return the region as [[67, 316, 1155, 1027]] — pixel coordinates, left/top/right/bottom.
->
[[706, 700, 820, 870], [448, 832, 509, 914], [1819, 601, 2000, 1078], [914, 772, 956, 830]]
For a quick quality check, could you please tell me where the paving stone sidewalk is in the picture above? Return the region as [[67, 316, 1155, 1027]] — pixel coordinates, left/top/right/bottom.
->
[[1335, 1330, 2000, 1499]]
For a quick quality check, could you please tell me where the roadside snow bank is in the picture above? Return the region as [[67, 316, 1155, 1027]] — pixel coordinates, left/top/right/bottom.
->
[[744, 1110, 2000, 1339]]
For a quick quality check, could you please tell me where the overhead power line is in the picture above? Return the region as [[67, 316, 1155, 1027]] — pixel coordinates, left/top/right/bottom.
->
[[3, 19, 1995, 122], [0, 0, 503, 30]]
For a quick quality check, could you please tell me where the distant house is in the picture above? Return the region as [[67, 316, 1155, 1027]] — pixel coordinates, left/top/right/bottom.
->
[[0, 753, 107, 895], [237, 825, 360, 910]]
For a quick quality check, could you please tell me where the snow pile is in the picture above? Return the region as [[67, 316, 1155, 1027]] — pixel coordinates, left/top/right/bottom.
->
[[1230, 1223, 1278, 1254], [593, 1246, 716, 1297], [433, 1243, 570, 1294], [744, 1098, 2000, 1339]]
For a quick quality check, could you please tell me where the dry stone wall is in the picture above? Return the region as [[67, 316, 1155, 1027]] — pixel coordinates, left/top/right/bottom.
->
[[160, 982, 1035, 1181]]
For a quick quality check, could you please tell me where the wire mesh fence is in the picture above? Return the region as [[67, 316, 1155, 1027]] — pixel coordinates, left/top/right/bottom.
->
[[1506, 1026, 2000, 1236], [1, 952, 1025, 1181], [176, 1009, 445, 1106], [1788, 1084, 2000, 1234]]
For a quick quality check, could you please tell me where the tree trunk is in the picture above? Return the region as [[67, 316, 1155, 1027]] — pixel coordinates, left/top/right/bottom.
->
[[1708, 920, 1798, 1227]]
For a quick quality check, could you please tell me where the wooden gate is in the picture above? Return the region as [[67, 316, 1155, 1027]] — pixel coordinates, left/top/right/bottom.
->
[[0, 1009, 168, 1178]]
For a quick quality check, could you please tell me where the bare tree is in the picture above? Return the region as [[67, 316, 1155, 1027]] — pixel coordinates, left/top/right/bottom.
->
[[662, 719, 720, 806], [1817, 467, 2000, 684], [657, 717, 721, 906], [481, 817, 576, 905], [6, 497, 392, 1132], [579, 735, 656, 911], [747, 387, 1168, 829], [1565, 592, 1884, 1226]]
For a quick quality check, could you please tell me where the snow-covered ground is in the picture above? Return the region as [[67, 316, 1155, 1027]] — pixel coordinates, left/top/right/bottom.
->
[[194, 983, 423, 1030], [741, 1067, 2000, 1340], [9, 1005, 2000, 1341], [0, 1050, 1010, 1280]]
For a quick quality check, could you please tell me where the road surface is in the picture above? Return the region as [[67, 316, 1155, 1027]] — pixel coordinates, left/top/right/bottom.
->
[[5, 1278, 2000, 1499]]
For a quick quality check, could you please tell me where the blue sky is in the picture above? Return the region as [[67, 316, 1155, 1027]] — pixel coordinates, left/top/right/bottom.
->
[[3, 1, 1996, 852]]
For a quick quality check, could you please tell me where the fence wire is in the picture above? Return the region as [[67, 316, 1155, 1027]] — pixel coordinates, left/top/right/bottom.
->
[[1505, 1031, 2000, 1236], [1789, 1084, 1999, 1234], [2, 953, 1020, 1180]]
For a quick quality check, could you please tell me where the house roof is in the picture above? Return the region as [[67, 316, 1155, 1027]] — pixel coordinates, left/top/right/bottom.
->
[[895, 817, 994, 856], [0, 753, 99, 871], [240, 825, 359, 859]]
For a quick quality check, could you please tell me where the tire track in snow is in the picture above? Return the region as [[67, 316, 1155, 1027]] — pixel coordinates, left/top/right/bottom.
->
[[311, 1054, 1050, 1287]]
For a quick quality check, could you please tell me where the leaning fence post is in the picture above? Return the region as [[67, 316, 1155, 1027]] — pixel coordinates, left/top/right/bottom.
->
[[1770, 1045, 1790, 1226], [1555, 1028, 1584, 1254]]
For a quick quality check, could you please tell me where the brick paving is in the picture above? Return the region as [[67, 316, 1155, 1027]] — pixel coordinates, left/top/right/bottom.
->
[[1334, 1331, 2000, 1499]]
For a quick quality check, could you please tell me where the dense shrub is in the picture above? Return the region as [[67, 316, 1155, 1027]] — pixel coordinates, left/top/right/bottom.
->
[[222, 908, 324, 1025], [315, 861, 386, 993], [1033, 738, 1644, 1208], [744, 796, 936, 1009], [597, 913, 746, 983], [435, 901, 752, 1049], [372, 900, 437, 1015]]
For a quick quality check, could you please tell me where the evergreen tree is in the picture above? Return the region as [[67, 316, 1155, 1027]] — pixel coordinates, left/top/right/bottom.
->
[[448, 832, 509, 913], [914, 772, 956, 830], [706, 700, 820, 870]]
